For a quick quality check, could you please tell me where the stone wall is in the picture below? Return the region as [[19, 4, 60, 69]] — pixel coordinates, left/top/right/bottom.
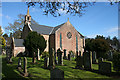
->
[[55, 21, 85, 56], [42, 35, 49, 52], [14, 47, 25, 57]]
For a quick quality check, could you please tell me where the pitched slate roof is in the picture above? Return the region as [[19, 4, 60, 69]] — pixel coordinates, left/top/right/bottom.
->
[[51, 23, 65, 34], [14, 39, 24, 47], [30, 22, 54, 35]]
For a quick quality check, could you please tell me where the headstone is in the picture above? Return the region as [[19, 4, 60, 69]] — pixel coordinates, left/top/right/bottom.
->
[[18, 57, 22, 70], [108, 50, 113, 61], [23, 57, 28, 76], [98, 57, 103, 63], [32, 52, 36, 63], [83, 51, 92, 70], [79, 51, 81, 56], [50, 68, 64, 79], [63, 49, 67, 59], [37, 49, 40, 60], [68, 54, 71, 61], [76, 51, 78, 58], [57, 48, 63, 65], [76, 56, 83, 69], [92, 51, 97, 64], [49, 48, 55, 69], [44, 57, 49, 68], [99, 62, 111, 74]]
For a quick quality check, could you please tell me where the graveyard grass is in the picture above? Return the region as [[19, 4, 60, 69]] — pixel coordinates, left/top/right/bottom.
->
[[1, 55, 118, 79]]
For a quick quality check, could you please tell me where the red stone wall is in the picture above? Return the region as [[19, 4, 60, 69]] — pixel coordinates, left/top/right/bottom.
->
[[55, 21, 85, 56]]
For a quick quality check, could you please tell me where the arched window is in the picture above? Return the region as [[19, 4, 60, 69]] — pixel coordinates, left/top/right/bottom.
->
[[60, 33, 62, 49], [76, 35, 78, 51]]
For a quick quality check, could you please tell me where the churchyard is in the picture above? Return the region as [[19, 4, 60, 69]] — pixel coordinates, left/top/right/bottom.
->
[[1, 50, 120, 80]]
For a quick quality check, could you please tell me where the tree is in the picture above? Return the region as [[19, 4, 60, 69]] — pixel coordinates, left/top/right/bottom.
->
[[93, 39, 110, 58], [0, 26, 6, 49], [26, 2, 118, 17], [3, 33, 8, 38], [23, 31, 46, 63], [85, 38, 94, 51]]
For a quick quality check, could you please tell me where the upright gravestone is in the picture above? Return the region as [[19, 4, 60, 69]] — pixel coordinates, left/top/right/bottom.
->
[[68, 53, 71, 61], [23, 57, 28, 76], [37, 49, 40, 60], [57, 48, 63, 65], [18, 57, 22, 70], [50, 68, 64, 79], [83, 51, 92, 70], [76, 56, 83, 69], [76, 51, 78, 58], [49, 48, 55, 69], [108, 50, 113, 61], [79, 51, 81, 57], [92, 51, 97, 64], [98, 57, 103, 63], [99, 62, 111, 74], [44, 57, 49, 68], [63, 49, 67, 59], [32, 52, 36, 63]]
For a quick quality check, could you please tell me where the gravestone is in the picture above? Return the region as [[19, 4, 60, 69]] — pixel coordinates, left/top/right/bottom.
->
[[57, 48, 63, 65], [50, 68, 64, 79], [18, 57, 22, 70], [44, 57, 49, 68], [68, 54, 71, 61], [49, 48, 55, 69], [79, 51, 81, 56], [63, 49, 67, 59], [32, 52, 36, 63], [23, 57, 28, 76], [92, 51, 97, 64], [99, 62, 111, 74], [108, 50, 113, 61], [76, 51, 78, 58], [83, 51, 92, 70], [98, 57, 103, 63], [76, 56, 83, 69], [37, 49, 40, 60]]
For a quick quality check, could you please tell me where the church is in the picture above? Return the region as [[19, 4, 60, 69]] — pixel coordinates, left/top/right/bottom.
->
[[11, 7, 85, 57]]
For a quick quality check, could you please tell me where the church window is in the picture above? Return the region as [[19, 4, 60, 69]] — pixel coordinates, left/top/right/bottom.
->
[[67, 32, 72, 39], [27, 17, 29, 20], [60, 33, 62, 49], [76, 35, 78, 51]]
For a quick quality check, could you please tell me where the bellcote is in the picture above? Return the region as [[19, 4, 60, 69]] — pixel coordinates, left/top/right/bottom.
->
[[25, 6, 31, 25]]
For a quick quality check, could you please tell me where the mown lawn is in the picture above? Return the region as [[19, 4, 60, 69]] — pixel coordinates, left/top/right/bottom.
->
[[1, 55, 120, 80]]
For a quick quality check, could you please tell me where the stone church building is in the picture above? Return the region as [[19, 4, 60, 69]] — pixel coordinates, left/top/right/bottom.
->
[[11, 7, 85, 57]]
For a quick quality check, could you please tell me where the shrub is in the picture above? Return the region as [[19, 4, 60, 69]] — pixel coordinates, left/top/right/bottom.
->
[[42, 51, 49, 58], [112, 52, 120, 72]]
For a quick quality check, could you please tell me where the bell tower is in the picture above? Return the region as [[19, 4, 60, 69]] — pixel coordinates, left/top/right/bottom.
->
[[24, 6, 31, 25]]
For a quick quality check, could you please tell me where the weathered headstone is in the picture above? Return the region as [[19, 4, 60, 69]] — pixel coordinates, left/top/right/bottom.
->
[[99, 62, 111, 74], [98, 57, 103, 63], [92, 51, 97, 64], [23, 57, 28, 76], [57, 48, 63, 65], [18, 57, 22, 70], [68, 53, 71, 61], [32, 52, 36, 63], [76, 51, 78, 58], [63, 49, 67, 59], [79, 51, 81, 56], [76, 56, 83, 69], [50, 68, 64, 79], [49, 48, 55, 69], [44, 57, 49, 68], [83, 51, 92, 70], [37, 49, 40, 60]]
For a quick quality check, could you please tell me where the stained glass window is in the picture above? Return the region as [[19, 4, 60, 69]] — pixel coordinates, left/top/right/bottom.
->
[[60, 33, 62, 49]]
